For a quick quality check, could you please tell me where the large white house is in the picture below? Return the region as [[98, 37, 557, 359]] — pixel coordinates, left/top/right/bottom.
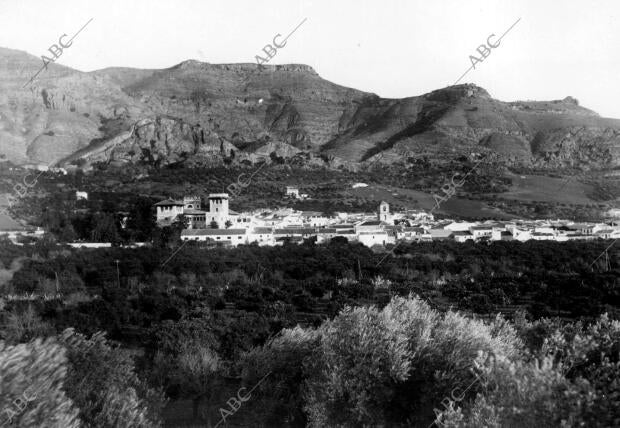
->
[[155, 193, 234, 228], [181, 228, 247, 246], [358, 231, 395, 247]]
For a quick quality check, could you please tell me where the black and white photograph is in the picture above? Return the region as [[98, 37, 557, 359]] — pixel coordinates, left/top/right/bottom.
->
[[0, 0, 619, 426]]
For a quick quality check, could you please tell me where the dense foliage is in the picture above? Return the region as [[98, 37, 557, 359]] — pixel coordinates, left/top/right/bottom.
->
[[241, 296, 620, 427], [0, 237, 618, 426]]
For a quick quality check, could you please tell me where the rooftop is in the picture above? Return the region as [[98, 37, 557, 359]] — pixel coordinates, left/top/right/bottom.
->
[[251, 227, 273, 234], [568, 224, 595, 229], [337, 230, 357, 235], [274, 228, 317, 234], [183, 209, 207, 215], [301, 211, 324, 217], [181, 229, 246, 236], [359, 221, 383, 226]]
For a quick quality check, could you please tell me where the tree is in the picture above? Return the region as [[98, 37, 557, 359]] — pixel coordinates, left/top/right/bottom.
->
[[91, 213, 120, 244], [171, 214, 188, 232], [1, 305, 54, 344], [242, 327, 320, 426], [147, 316, 220, 423], [170, 214, 189, 243], [225, 220, 233, 228], [127, 197, 156, 241], [436, 355, 584, 427], [152, 225, 176, 249], [175, 342, 221, 424], [0, 338, 81, 427], [59, 328, 167, 427], [303, 300, 415, 426], [209, 220, 219, 229], [246, 295, 523, 427], [58, 223, 77, 242]]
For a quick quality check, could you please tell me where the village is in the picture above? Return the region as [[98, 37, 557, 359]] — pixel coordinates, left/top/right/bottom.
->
[[154, 187, 620, 248]]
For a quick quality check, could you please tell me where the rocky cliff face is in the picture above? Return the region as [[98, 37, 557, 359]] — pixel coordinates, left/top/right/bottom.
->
[[1, 47, 619, 172]]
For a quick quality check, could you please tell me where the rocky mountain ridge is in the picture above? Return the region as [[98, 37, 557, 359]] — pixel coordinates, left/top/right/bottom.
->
[[0, 47, 619, 172]]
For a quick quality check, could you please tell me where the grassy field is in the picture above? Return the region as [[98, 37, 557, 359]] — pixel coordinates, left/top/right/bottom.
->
[[499, 173, 596, 204], [349, 183, 514, 219]]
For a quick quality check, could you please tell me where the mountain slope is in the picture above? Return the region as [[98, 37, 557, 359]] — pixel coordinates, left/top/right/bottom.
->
[[0, 48, 619, 173]]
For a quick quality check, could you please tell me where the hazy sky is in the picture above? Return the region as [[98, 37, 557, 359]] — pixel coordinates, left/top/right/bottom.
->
[[1, 0, 619, 118]]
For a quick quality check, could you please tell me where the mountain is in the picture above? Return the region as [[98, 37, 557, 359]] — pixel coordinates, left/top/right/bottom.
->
[[1, 47, 620, 172]]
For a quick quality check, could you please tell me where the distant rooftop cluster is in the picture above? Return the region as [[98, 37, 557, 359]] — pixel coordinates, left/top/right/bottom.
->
[[154, 192, 620, 248]]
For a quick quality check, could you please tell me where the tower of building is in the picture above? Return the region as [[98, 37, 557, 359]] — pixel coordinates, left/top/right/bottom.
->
[[183, 195, 202, 210], [208, 193, 230, 227], [378, 201, 389, 222]]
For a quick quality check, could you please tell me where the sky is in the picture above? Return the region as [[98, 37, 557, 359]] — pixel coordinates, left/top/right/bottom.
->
[[1, 0, 619, 118]]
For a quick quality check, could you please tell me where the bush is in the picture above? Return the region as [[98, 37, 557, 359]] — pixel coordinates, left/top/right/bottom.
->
[[0, 304, 54, 344], [245, 295, 524, 427], [59, 328, 167, 427], [0, 338, 80, 427], [242, 326, 321, 426]]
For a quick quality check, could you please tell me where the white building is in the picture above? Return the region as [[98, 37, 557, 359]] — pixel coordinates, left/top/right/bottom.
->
[[470, 225, 493, 240], [430, 229, 453, 240], [531, 232, 556, 241], [155, 193, 234, 228], [444, 221, 476, 232], [356, 220, 387, 234], [155, 199, 185, 223], [358, 231, 393, 247], [285, 186, 300, 198], [181, 228, 247, 246], [248, 227, 276, 245], [396, 226, 425, 241], [181, 195, 208, 229], [566, 223, 598, 235], [511, 228, 532, 242], [453, 231, 473, 242], [301, 211, 331, 227]]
